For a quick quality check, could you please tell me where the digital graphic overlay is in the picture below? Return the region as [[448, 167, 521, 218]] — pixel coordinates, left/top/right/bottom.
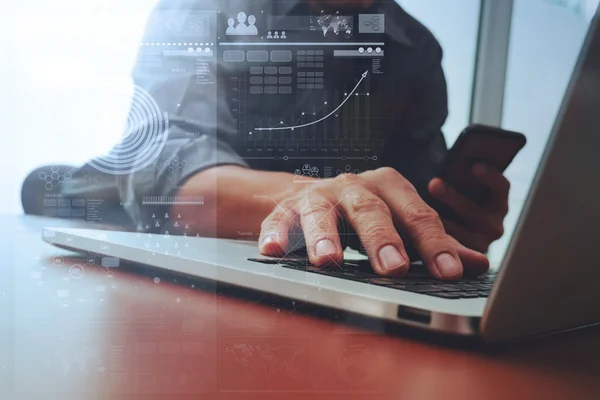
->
[[89, 86, 169, 175]]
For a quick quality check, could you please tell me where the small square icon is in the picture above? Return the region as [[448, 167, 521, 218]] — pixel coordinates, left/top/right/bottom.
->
[[359, 14, 385, 34]]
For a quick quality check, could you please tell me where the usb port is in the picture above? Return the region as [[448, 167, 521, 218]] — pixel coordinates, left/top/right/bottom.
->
[[397, 306, 431, 324]]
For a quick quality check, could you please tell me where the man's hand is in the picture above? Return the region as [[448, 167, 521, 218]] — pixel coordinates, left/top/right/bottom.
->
[[259, 167, 489, 280], [428, 163, 510, 253]]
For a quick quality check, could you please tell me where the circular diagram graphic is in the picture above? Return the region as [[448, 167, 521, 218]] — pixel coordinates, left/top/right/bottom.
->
[[89, 86, 169, 175], [69, 264, 85, 279]]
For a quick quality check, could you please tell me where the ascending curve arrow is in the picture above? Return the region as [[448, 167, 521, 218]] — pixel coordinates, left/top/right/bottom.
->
[[254, 70, 369, 132]]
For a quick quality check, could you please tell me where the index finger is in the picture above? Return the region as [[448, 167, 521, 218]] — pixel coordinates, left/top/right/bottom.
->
[[473, 163, 510, 212]]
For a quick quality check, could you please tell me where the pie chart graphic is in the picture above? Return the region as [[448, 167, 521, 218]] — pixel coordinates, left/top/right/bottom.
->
[[89, 86, 169, 175]]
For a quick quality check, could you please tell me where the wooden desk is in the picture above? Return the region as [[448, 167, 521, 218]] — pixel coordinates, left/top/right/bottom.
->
[[1, 215, 599, 399]]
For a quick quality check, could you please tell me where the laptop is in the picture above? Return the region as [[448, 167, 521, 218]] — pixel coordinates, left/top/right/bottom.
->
[[42, 9, 600, 343]]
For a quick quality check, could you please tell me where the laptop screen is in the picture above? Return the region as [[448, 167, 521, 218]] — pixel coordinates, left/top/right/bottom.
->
[[488, 1, 599, 265]]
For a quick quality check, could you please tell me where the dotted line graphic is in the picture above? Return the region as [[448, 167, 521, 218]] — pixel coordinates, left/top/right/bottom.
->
[[164, 156, 187, 173], [140, 42, 214, 46]]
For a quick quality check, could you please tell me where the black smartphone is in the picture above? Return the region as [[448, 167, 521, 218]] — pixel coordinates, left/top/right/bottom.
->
[[433, 124, 527, 219]]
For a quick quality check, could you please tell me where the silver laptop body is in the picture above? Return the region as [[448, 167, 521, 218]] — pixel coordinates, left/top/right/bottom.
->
[[42, 10, 600, 342]]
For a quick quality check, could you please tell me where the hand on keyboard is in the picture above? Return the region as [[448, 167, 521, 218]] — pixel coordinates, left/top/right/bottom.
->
[[258, 167, 489, 280]]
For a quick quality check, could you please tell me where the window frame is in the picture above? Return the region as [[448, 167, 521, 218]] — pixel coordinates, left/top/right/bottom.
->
[[469, 0, 515, 126]]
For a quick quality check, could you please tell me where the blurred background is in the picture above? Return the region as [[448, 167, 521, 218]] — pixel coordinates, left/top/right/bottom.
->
[[0, 0, 597, 264]]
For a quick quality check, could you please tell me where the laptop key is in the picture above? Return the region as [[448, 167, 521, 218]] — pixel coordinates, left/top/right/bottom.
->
[[404, 285, 445, 294], [437, 285, 462, 292], [431, 292, 461, 299], [459, 293, 479, 299], [388, 284, 410, 290], [411, 280, 437, 285], [248, 258, 280, 264], [460, 285, 481, 291], [332, 272, 370, 282], [287, 260, 311, 267], [368, 278, 399, 285], [469, 284, 491, 290], [315, 269, 350, 277]]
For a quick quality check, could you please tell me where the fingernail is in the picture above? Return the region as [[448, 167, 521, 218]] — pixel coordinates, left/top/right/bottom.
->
[[474, 163, 488, 176], [378, 245, 406, 271], [261, 234, 277, 248], [316, 239, 337, 257], [435, 253, 462, 278]]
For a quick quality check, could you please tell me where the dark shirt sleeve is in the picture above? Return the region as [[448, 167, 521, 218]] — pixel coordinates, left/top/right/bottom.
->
[[383, 34, 449, 201], [118, 134, 247, 232], [405, 43, 449, 142]]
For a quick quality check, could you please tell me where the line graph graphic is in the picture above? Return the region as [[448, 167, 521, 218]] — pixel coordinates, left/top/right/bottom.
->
[[254, 70, 369, 132]]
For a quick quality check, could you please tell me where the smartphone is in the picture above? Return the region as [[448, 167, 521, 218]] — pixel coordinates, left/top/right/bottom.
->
[[434, 124, 527, 219]]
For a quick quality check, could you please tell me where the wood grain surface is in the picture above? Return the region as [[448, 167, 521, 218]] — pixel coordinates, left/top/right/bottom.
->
[[0, 215, 599, 399]]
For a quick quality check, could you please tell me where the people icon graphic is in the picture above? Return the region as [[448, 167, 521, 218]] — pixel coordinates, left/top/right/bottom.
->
[[336, 165, 361, 176], [267, 31, 273, 39], [226, 18, 235, 35], [274, 31, 279, 39], [281, 31, 287, 39], [225, 12, 259, 36], [235, 12, 248, 34], [294, 164, 320, 182], [247, 14, 258, 35]]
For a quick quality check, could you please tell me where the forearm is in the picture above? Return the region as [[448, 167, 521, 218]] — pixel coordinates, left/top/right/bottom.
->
[[172, 166, 297, 239]]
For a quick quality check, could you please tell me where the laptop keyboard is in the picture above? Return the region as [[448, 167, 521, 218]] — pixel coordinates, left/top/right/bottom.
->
[[248, 258, 497, 299]]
